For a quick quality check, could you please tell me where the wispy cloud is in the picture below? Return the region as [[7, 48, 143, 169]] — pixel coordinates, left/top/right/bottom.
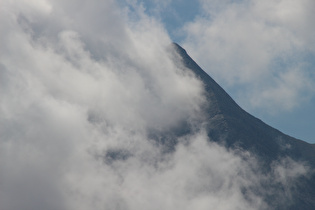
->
[[182, 0, 315, 112], [0, 1, 311, 209]]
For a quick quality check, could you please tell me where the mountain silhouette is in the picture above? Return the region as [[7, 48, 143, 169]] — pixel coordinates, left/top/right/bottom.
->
[[172, 43, 315, 209]]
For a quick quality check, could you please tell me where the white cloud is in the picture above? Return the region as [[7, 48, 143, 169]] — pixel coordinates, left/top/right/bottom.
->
[[0, 1, 311, 210], [250, 66, 314, 111], [182, 0, 315, 112]]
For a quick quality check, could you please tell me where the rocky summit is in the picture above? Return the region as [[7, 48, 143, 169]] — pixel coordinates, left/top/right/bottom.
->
[[172, 43, 315, 210]]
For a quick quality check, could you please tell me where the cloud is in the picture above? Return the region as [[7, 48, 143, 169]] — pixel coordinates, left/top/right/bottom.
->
[[182, 0, 315, 112], [0, 0, 311, 210]]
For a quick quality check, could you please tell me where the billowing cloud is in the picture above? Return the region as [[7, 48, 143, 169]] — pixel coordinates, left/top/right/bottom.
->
[[182, 0, 315, 112], [0, 1, 310, 210]]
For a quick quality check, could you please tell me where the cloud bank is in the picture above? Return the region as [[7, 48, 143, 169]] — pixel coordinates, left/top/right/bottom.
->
[[0, 1, 310, 210]]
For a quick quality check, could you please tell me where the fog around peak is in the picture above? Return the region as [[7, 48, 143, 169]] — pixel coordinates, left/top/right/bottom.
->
[[0, 1, 311, 209]]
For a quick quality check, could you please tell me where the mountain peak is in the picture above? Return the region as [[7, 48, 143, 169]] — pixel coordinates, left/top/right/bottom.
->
[[173, 42, 315, 164], [172, 43, 315, 209]]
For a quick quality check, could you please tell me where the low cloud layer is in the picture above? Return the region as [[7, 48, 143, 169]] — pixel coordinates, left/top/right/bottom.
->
[[0, 1, 310, 210]]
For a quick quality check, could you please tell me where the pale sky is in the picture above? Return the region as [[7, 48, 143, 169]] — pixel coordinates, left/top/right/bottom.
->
[[138, 0, 315, 143]]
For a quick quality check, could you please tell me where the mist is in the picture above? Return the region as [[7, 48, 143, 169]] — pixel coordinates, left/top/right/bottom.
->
[[0, 1, 309, 210]]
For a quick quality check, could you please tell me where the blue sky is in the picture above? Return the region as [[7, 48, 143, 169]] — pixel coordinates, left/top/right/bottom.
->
[[131, 0, 315, 143], [1, 0, 314, 143], [1, 1, 313, 209]]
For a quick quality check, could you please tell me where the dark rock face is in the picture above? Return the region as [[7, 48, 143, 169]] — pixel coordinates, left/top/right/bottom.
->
[[172, 43, 315, 209]]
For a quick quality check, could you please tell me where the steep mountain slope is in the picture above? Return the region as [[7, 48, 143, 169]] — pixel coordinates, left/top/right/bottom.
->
[[173, 43, 315, 209]]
